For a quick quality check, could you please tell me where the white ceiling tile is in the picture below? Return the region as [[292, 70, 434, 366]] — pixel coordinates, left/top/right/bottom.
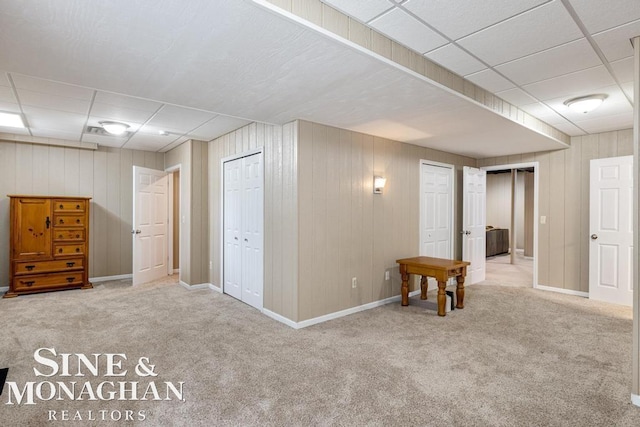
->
[[18, 89, 91, 115], [610, 57, 635, 83], [0, 71, 10, 87], [403, 0, 548, 40], [90, 103, 157, 124], [31, 128, 81, 141], [592, 19, 640, 62], [457, 1, 583, 66], [551, 121, 587, 136], [94, 91, 163, 113], [495, 88, 538, 107], [189, 115, 252, 141], [0, 85, 16, 103], [81, 133, 127, 147], [11, 74, 93, 100], [621, 81, 634, 101], [574, 111, 634, 133], [160, 136, 190, 153], [465, 69, 515, 93], [568, 0, 640, 34], [495, 38, 602, 86], [424, 44, 485, 76], [125, 133, 172, 150], [321, 0, 393, 23], [0, 101, 20, 113], [544, 85, 633, 123], [520, 102, 568, 125], [146, 105, 216, 134], [522, 66, 616, 101], [370, 8, 448, 54], [22, 105, 87, 133]]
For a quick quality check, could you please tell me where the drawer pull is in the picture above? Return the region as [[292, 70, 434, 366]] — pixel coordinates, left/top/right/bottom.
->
[[66, 277, 75, 283], [60, 204, 64, 209], [66, 262, 75, 267], [75, 248, 80, 252], [22, 280, 35, 287], [76, 234, 80, 238], [58, 248, 63, 253], [76, 219, 80, 224], [46, 216, 51, 229], [58, 234, 64, 238], [59, 219, 64, 224], [76, 204, 80, 209], [25, 265, 35, 271]]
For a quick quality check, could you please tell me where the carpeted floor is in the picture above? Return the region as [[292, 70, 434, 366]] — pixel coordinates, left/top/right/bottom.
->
[[1, 276, 639, 426]]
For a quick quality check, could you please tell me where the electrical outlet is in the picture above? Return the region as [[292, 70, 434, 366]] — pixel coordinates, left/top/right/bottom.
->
[[209, 261, 212, 269], [385, 270, 390, 281], [351, 277, 357, 289]]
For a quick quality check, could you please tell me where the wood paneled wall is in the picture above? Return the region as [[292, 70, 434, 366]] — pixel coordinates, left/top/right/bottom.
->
[[209, 122, 298, 321], [478, 129, 633, 292], [296, 120, 476, 321], [486, 172, 527, 250], [0, 142, 164, 285]]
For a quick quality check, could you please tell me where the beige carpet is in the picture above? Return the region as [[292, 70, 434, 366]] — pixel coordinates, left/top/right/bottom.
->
[[1, 276, 639, 426]]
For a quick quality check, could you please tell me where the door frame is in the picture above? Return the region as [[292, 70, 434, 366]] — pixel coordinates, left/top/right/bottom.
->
[[419, 160, 455, 262], [220, 148, 264, 304], [481, 162, 539, 288], [166, 164, 181, 282]]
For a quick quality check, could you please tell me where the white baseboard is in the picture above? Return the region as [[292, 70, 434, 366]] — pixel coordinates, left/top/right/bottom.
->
[[90, 274, 133, 283], [535, 284, 589, 298], [0, 286, 8, 293], [173, 269, 180, 274], [209, 284, 222, 293], [179, 281, 211, 290], [264, 290, 422, 329], [632, 394, 640, 407]]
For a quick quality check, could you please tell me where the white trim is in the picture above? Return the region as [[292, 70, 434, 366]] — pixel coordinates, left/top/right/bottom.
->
[[264, 290, 422, 329], [167, 169, 174, 274], [536, 284, 589, 298], [0, 286, 8, 293], [165, 163, 181, 285], [90, 274, 133, 283], [209, 284, 222, 293], [481, 162, 539, 289], [173, 269, 180, 274], [179, 281, 210, 290], [632, 394, 640, 407]]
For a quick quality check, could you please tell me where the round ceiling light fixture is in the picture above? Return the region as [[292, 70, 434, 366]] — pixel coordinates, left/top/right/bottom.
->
[[99, 121, 130, 136], [563, 94, 607, 114]]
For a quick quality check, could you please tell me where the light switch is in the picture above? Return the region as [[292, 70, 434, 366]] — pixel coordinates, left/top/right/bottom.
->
[[540, 216, 546, 225]]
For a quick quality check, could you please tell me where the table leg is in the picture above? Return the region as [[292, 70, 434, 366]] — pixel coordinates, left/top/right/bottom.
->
[[420, 276, 428, 300], [400, 264, 409, 306], [437, 281, 446, 316], [456, 274, 465, 309]]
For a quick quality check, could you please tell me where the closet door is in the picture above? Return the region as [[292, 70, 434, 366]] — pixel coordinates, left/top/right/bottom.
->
[[223, 158, 243, 300], [223, 153, 263, 310], [241, 154, 263, 310]]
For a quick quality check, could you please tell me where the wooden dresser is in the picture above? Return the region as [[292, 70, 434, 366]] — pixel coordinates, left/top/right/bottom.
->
[[4, 195, 92, 298]]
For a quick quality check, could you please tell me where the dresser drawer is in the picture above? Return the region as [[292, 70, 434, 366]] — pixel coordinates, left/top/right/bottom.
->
[[54, 200, 86, 213], [15, 258, 83, 275], [54, 215, 85, 227], [13, 272, 84, 292], [53, 229, 85, 241], [53, 243, 85, 257]]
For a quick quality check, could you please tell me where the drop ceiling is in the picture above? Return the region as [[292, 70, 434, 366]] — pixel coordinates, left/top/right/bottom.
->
[[0, 0, 637, 157]]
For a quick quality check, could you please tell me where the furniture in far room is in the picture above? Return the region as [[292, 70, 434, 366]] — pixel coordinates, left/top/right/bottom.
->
[[5, 195, 92, 298], [396, 256, 470, 317], [486, 227, 509, 257]]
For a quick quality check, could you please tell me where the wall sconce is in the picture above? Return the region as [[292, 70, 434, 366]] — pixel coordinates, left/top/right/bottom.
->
[[373, 176, 386, 194]]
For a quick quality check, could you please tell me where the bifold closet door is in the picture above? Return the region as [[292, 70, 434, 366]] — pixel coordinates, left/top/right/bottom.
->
[[223, 153, 263, 310]]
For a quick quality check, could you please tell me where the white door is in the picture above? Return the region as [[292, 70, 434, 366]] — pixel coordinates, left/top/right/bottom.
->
[[463, 166, 486, 284], [223, 159, 243, 300], [420, 163, 453, 258], [133, 166, 168, 286], [223, 153, 263, 310], [589, 156, 633, 306]]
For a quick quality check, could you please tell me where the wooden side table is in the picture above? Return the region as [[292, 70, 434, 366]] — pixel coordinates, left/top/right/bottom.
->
[[396, 256, 471, 317]]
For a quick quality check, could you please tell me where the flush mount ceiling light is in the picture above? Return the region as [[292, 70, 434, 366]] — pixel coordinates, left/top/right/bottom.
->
[[99, 121, 130, 136], [0, 111, 25, 128], [563, 94, 607, 114]]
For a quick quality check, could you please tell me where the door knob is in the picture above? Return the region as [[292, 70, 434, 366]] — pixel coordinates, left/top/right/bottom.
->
[[591, 234, 598, 240], [131, 229, 141, 234]]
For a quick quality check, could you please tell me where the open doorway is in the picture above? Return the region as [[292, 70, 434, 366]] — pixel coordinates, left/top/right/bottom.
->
[[483, 165, 537, 287]]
